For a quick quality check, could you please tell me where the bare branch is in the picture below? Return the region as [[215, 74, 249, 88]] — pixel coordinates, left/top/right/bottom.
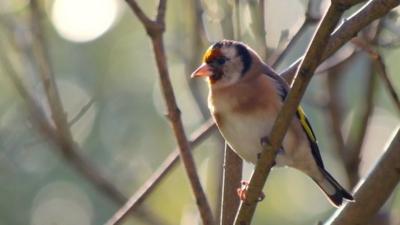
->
[[68, 98, 95, 126], [352, 38, 400, 113], [269, 0, 321, 67], [269, 22, 310, 67], [220, 144, 242, 225], [325, 128, 400, 225], [346, 62, 378, 186], [281, 0, 400, 82], [105, 119, 216, 225], [123, 1, 215, 224], [326, 66, 346, 155], [29, 0, 72, 138], [156, 0, 167, 23], [125, 0, 153, 27], [0, 52, 165, 225], [233, 1, 351, 224], [1, 2, 167, 224]]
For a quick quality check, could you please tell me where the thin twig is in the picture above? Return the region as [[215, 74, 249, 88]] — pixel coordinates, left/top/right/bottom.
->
[[346, 61, 377, 186], [29, 0, 72, 138], [21, 2, 166, 224], [280, 0, 400, 83], [325, 128, 400, 225], [185, 0, 209, 119], [187, 1, 227, 221], [269, 0, 321, 67], [124, 1, 215, 225], [352, 37, 400, 113], [68, 98, 95, 126], [326, 65, 346, 155], [220, 144, 242, 225], [248, 0, 267, 59], [234, 2, 350, 224], [0, 50, 165, 225], [218, 3, 244, 223], [269, 22, 309, 67], [233, 0, 240, 40], [105, 119, 216, 225]]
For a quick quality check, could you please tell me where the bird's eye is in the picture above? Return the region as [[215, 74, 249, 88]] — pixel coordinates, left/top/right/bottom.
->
[[216, 57, 226, 65]]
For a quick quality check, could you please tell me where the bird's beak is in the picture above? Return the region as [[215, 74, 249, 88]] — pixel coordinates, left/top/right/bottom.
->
[[191, 63, 213, 78]]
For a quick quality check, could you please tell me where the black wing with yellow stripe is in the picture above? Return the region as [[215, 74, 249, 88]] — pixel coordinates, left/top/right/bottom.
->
[[263, 66, 325, 169], [296, 107, 324, 169]]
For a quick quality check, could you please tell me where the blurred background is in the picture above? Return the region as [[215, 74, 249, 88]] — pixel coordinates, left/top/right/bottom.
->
[[0, 0, 400, 225]]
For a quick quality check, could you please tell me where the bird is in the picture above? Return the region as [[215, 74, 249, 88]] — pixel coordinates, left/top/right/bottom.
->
[[191, 40, 354, 207]]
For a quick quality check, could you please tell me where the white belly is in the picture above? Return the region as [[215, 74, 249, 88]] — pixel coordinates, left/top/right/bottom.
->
[[216, 112, 274, 164]]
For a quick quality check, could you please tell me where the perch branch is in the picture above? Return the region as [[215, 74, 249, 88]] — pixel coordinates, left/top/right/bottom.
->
[[325, 128, 400, 225], [234, 1, 350, 224], [124, 1, 215, 224]]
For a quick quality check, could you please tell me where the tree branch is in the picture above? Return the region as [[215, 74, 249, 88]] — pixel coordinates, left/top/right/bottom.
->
[[0, 51, 165, 225], [325, 128, 400, 225], [68, 97, 95, 126], [105, 119, 216, 225], [269, 0, 321, 68], [280, 0, 400, 82], [352, 37, 400, 113], [220, 144, 242, 225], [346, 61, 378, 186], [123, 1, 215, 224], [1, 2, 166, 225], [233, 1, 351, 224], [29, 0, 73, 139]]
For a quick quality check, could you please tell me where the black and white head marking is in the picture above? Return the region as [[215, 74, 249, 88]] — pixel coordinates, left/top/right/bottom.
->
[[207, 40, 252, 87]]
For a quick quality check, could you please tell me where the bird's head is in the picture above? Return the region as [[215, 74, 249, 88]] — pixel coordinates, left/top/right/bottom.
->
[[191, 40, 259, 88]]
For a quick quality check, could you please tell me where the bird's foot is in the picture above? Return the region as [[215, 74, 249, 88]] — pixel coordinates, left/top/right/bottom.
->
[[236, 180, 265, 202]]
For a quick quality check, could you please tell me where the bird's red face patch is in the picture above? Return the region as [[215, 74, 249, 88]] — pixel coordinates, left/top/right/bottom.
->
[[203, 48, 222, 64]]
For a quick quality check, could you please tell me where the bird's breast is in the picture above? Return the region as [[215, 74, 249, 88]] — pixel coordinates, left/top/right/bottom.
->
[[211, 105, 275, 164]]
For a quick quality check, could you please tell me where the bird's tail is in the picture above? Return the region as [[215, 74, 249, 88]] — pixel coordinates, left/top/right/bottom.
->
[[314, 169, 354, 207]]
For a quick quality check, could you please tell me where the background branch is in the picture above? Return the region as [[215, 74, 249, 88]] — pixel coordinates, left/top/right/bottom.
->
[[280, 0, 400, 83], [0, 50, 165, 225], [269, 0, 321, 68], [352, 37, 400, 113], [105, 119, 216, 225], [1, 2, 166, 225], [345, 61, 378, 186], [325, 128, 400, 225]]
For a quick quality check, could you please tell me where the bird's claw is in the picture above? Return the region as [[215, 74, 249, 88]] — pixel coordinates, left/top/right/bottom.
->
[[237, 180, 265, 202]]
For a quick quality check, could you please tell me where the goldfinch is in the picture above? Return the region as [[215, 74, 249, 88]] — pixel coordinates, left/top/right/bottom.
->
[[191, 40, 353, 207]]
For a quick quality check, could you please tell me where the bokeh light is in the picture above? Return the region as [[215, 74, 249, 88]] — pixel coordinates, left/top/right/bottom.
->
[[51, 0, 121, 42], [31, 181, 93, 225], [0, 0, 29, 14], [265, 0, 305, 48]]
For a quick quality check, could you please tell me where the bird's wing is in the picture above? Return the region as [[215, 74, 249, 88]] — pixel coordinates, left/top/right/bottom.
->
[[262, 64, 325, 169]]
